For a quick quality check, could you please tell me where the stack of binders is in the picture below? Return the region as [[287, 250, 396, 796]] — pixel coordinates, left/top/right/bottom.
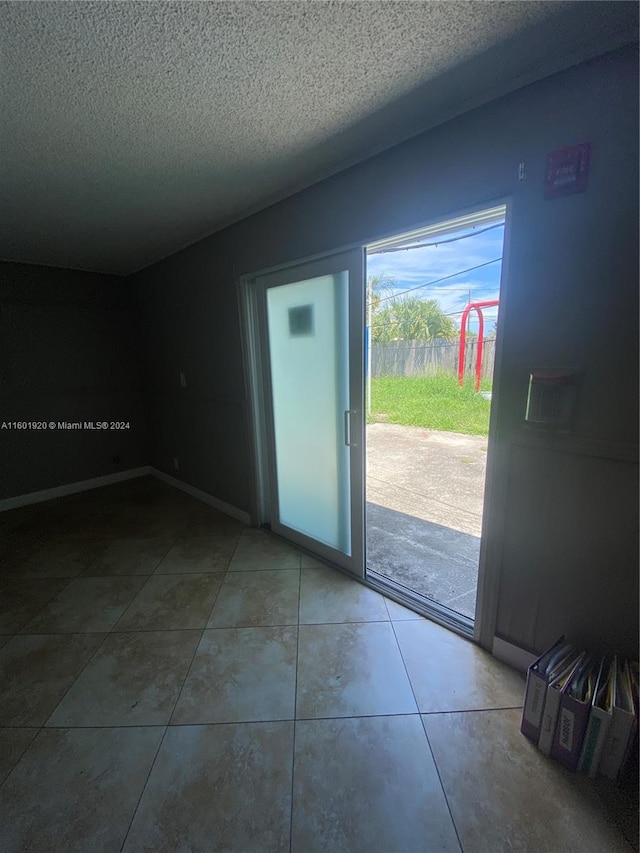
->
[[521, 640, 638, 779], [598, 657, 637, 780], [520, 637, 577, 745], [578, 658, 614, 777]]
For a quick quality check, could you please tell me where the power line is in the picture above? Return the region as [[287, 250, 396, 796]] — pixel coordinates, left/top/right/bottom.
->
[[373, 258, 502, 305], [369, 222, 504, 255], [371, 304, 499, 329], [373, 284, 487, 294]]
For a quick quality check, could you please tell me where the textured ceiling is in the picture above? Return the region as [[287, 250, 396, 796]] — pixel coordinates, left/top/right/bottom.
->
[[0, 1, 637, 275]]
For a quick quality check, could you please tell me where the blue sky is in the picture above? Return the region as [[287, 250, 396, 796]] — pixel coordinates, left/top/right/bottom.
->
[[366, 223, 505, 336]]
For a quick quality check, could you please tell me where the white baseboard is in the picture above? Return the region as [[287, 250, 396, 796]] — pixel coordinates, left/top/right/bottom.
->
[[0, 465, 251, 527], [0, 466, 152, 512], [150, 468, 251, 525], [492, 636, 537, 673]]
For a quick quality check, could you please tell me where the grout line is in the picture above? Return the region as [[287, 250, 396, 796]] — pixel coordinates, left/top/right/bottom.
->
[[225, 566, 303, 573], [199, 567, 232, 633], [4, 618, 425, 640], [0, 727, 40, 791], [382, 594, 394, 621], [386, 619, 420, 717], [420, 705, 524, 714], [12, 519, 229, 740], [0, 709, 525, 732], [419, 714, 465, 852], [11, 574, 78, 634], [107, 573, 167, 635], [106, 531, 195, 632], [386, 618, 462, 850], [119, 547, 234, 847], [38, 628, 113, 730], [119, 724, 169, 852], [79, 533, 182, 636], [2, 485, 524, 849], [164, 560, 232, 729], [288, 566, 302, 853]]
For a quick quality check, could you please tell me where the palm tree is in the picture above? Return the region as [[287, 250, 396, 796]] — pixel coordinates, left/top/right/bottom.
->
[[372, 296, 456, 343], [366, 272, 395, 317]]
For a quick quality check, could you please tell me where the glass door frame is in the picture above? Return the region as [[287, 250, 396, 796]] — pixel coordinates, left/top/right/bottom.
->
[[238, 196, 512, 648], [239, 248, 366, 579]]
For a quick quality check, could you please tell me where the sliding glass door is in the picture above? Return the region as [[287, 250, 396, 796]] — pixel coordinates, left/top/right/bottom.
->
[[253, 249, 365, 578]]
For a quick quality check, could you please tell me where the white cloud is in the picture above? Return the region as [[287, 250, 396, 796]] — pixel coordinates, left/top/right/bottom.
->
[[367, 224, 504, 333]]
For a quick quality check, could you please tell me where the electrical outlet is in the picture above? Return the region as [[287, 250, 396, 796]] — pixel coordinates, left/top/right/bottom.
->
[[173, 457, 179, 470]]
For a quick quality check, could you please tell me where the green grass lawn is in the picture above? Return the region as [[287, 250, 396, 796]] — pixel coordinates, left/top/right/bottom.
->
[[369, 373, 492, 436]]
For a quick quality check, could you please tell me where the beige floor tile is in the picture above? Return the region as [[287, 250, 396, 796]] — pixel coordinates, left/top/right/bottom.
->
[[299, 566, 389, 624], [292, 715, 460, 853], [0, 506, 38, 538], [0, 727, 164, 853], [385, 597, 426, 620], [115, 573, 223, 631], [172, 529, 242, 550], [296, 622, 417, 719], [47, 630, 200, 726], [182, 512, 246, 538], [8, 540, 107, 578], [155, 535, 237, 573], [0, 728, 38, 784], [122, 722, 293, 853], [394, 618, 525, 712], [88, 509, 187, 541], [21, 576, 147, 633], [88, 522, 179, 541], [207, 569, 300, 628], [423, 709, 632, 852], [300, 554, 328, 568], [228, 529, 301, 571], [131, 509, 189, 532], [172, 626, 297, 724], [0, 577, 70, 633], [0, 633, 106, 726], [85, 537, 174, 575], [0, 537, 36, 575], [53, 522, 124, 540]]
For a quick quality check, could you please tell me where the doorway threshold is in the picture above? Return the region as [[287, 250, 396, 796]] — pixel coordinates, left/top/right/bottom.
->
[[265, 523, 474, 640], [366, 568, 474, 640]]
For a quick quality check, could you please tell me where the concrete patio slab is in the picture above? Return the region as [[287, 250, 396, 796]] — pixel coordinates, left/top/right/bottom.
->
[[366, 423, 488, 619]]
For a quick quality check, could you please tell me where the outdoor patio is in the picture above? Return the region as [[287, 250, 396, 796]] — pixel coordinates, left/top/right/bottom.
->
[[366, 423, 487, 619]]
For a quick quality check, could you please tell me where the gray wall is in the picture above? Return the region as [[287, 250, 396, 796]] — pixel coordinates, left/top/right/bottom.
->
[[0, 262, 148, 498], [133, 44, 637, 657]]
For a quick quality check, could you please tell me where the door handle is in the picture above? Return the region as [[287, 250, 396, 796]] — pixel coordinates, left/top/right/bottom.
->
[[344, 409, 352, 447]]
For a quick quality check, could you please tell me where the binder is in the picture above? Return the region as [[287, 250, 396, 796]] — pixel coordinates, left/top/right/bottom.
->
[[599, 658, 637, 780], [550, 656, 599, 771], [521, 637, 574, 743], [623, 661, 640, 776], [537, 651, 585, 756], [578, 658, 614, 778]]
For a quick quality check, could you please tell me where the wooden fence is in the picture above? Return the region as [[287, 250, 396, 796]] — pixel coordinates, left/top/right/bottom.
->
[[371, 338, 496, 380]]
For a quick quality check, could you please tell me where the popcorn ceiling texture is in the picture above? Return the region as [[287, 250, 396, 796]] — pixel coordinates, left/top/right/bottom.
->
[[0, 1, 634, 274]]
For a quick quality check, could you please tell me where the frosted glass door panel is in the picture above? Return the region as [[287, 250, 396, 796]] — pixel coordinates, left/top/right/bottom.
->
[[266, 272, 351, 554]]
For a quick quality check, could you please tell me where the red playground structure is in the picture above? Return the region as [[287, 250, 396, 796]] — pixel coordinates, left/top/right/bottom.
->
[[457, 300, 500, 392]]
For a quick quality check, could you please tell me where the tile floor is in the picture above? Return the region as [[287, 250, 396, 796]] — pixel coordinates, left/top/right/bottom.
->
[[0, 476, 636, 852]]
